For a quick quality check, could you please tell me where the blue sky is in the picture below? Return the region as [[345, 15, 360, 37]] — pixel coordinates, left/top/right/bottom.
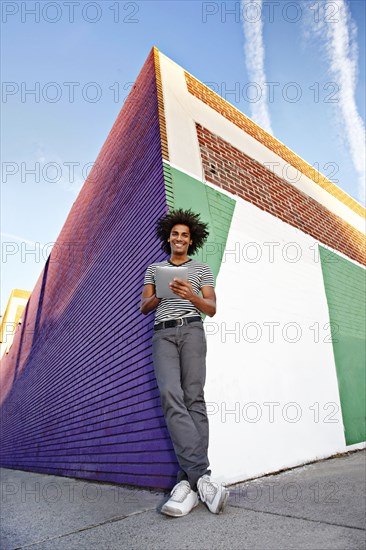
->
[[1, 0, 365, 313]]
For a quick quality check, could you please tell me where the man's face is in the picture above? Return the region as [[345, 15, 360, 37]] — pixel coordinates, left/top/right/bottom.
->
[[168, 224, 192, 256]]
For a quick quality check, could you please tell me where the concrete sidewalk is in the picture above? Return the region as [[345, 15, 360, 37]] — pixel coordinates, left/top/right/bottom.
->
[[1, 450, 365, 550]]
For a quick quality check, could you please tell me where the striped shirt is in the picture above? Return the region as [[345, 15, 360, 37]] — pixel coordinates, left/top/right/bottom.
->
[[143, 259, 215, 324]]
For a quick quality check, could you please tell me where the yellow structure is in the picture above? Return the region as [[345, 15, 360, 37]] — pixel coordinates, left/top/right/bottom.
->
[[0, 289, 30, 358]]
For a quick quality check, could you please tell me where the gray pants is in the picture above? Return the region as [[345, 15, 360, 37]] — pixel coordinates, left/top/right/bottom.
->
[[152, 320, 211, 491]]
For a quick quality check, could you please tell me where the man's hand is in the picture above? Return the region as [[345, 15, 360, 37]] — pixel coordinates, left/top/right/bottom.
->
[[169, 278, 196, 300], [169, 278, 217, 317]]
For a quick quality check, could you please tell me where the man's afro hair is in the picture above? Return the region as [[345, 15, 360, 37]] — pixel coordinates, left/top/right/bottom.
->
[[156, 208, 209, 255]]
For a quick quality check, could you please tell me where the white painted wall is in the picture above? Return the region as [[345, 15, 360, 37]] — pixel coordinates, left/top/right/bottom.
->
[[204, 196, 363, 484], [157, 49, 366, 485]]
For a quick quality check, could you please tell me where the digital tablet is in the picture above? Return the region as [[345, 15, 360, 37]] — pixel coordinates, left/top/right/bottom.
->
[[155, 266, 189, 299]]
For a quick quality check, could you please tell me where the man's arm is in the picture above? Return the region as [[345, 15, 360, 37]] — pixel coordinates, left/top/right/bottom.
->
[[169, 279, 216, 317], [140, 284, 161, 315]]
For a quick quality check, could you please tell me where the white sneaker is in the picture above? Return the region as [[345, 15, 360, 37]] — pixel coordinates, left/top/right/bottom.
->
[[197, 475, 229, 514], [161, 480, 199, 517]]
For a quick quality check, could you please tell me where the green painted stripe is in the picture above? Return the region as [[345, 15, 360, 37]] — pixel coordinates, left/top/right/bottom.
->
[[163, 164, 236, 316], [319, 245, 366, 445]]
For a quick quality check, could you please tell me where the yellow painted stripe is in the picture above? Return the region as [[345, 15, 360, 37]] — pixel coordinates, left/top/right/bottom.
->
[[153, 47, 169, 162]]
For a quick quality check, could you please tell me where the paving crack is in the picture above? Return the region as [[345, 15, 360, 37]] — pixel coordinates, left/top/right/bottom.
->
[[13, 507, 157, 549], [228, 504, 366, 532]]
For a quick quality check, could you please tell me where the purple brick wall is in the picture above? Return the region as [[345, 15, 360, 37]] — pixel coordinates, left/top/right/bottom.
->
[[0, 49, 179, 489]]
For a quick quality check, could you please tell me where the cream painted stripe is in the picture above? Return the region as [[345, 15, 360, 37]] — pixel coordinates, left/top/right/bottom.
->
[[158, 51, 364, 234]]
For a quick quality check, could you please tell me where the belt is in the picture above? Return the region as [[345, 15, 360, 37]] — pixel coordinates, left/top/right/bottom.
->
[[154, 315, 202, 331]]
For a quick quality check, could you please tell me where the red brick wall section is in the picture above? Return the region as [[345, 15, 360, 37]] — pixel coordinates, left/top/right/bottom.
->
[[186, 72, 365, 220], [197, 124, 366, 266]]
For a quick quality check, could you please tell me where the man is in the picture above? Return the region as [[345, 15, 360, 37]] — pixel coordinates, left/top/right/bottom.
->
[[140, 208, 229, 517]]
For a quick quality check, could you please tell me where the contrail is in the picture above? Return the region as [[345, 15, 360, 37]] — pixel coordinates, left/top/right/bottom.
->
[[308, 0, 365, 203], [241, 0, 273, 135]]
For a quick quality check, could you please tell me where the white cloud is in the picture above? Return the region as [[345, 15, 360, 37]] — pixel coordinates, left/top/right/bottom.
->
[[0, 232, 46, 249], [241, 0, 273, 135], [31, 141, 84, 197], [305, 0, 365, 204]]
